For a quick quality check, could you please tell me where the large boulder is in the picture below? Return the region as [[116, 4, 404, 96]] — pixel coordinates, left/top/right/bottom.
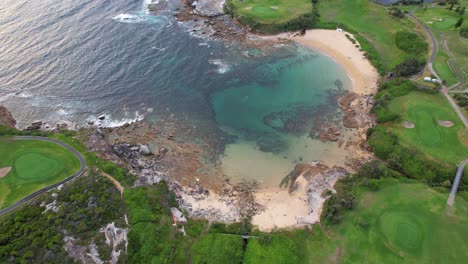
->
[[0, 106, 16, 128], [139, 144, 152, 155], [189, 0, 225, 17]]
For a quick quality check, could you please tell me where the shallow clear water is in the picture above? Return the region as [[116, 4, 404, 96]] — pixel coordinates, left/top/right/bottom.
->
[[0, 0, 352, 186]]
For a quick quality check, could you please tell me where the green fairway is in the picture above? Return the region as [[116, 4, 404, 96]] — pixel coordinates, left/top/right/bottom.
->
[[387, 91, 468, 164], [244, 179, 468, 263], [0, 138, 81, 209], [228, 0, 311, 24], [414, 5, 468, 87], [317, 0, 422, 70]]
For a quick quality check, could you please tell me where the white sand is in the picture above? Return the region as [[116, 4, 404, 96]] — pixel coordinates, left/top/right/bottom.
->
[[248, 30, 378, 230], [263, 29, 379, 95], [290, 30, 379, 95], [252, 177, 312, 230], [0, 167, 11, 178]]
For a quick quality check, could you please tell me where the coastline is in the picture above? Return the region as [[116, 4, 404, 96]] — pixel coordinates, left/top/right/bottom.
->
[[260, 29, 379, 96], [1, 28, 380, 231], [292, 29, 379, 95], [247, 29, 379, 231]]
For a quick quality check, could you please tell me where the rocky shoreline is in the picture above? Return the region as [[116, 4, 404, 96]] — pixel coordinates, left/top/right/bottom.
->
[[0, 72, 376, 228], [0, 3, 379, 230]]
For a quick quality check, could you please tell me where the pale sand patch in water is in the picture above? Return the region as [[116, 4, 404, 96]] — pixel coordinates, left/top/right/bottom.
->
[[220, 138, 348, 187], [0, 167, 11, 178]]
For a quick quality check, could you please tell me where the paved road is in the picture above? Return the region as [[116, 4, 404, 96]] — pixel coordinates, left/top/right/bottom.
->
[[0, 136, 86, 216], [410, 10, 468, 205], [410, 10, 468, 128], [447, 159, 468, 206]]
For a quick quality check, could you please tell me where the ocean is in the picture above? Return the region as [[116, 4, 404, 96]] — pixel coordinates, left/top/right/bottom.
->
[[0, 0, 352, 186]]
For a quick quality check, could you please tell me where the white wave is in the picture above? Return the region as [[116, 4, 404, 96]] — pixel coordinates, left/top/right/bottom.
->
[[113, 14, 146, 24], [209, 59, 231, 74], [86, 111, 145, 128], [0, 92, 33, 102]]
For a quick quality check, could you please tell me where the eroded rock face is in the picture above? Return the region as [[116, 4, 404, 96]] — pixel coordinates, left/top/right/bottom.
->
[[0, 106, 16, 128], [188, 0, 225, 17]]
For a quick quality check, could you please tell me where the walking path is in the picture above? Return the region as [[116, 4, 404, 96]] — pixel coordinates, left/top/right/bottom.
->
[[101, 171, 124, 197], [410, 11, 468, 128], [0, 136, 86, 216], [410, 10, 468, 205], [447, 159, 468, 206]]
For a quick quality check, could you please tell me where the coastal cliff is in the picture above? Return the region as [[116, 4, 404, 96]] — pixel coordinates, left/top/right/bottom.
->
[[0, 106, 16, 128]]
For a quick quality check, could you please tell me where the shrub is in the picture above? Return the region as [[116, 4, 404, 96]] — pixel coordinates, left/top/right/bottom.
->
[[394, 58, 424, 76], [395, 31, 428, 58], [460, 27, 468, 38]]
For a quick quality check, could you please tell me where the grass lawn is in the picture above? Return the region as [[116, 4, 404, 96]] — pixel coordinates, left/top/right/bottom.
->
[[414, 5, 468, 87], [387, 91, 468, 164], [0, 138, 80, 209], [228, 0, 312, 24], [242, 178, 468, 263], [317, 0, 421, 70]]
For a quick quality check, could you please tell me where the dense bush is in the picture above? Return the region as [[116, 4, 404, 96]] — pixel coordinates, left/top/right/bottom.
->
[[125, 182, 180, 263], [368, 126, 457, 187], [388, 7, 405, 18], [0, 171, 123, 263], [376, 78, 417, 98], [395, 31, 427, 56], [191, 234, 244, 264], [394, 58, 424, 76], [460, 27, 468, 38], [453, 94, 468, 109], [373, 105, 400, 123]]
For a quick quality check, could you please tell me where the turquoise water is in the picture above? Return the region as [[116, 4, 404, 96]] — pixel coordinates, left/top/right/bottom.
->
[[0, 0, 352, 185], [212, 47, 352, 186]]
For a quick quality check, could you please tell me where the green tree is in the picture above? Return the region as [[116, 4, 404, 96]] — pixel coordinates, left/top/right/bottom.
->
[[455, 17, 464, 28]]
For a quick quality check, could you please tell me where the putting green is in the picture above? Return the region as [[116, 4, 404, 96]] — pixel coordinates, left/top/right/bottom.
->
[[379, 211, 424, 253], [0, 139, 80, 209], [408, 108, 442, 147], [388, 91, 468, 163], [229, 0, 311, 24], [15, 153, 62, 181], [251, 6, 279, 18], [303, 178, 468, 263]]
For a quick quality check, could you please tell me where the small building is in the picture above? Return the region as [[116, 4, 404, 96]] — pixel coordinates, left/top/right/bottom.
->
[[424, 77, 432, 82]]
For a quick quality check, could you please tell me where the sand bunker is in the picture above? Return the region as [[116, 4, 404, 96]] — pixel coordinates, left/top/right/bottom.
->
[[0, 167, 11, 178], [404, 121, 415, 128], [438, 120, 454, 127]]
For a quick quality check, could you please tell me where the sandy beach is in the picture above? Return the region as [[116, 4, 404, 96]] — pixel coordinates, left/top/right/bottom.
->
[[261, 29, 379, 95], [245, 29, 378, 231], [289, 29, 379, 95]]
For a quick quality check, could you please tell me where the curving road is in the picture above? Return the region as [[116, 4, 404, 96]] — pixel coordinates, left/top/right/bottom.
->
[[410, 10, 468, 205], [0, 136, 86, 216], [409, 10, 468, 128]]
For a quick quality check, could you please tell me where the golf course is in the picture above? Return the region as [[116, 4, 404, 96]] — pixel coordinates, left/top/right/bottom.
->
[[188, 178, 468, 263], [0, 137, 81, 209], [388, 91, 468, 164], [227, 0, 312, 24]]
